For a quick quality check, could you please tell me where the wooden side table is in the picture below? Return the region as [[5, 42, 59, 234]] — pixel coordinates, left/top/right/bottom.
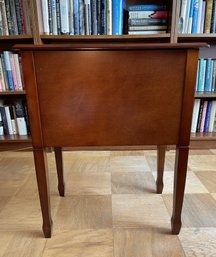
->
[[17, 43, 205, 238]]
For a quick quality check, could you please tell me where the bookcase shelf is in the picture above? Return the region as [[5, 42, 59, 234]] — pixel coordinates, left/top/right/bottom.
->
[[0, 91, 26, 96], [40, 33, 171, 43], [0, 135, 31, 143], [1, 0, 216, 150]]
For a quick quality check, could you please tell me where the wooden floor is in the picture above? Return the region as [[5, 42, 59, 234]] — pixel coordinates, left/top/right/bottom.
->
[[0, 149, 216, 257]]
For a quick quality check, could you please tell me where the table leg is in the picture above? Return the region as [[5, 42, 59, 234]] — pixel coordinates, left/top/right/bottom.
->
[[54, 147, 65, 196], [33, 148, 53, 238], [171, 146, 189, 234], [156, 145, 166, 194]]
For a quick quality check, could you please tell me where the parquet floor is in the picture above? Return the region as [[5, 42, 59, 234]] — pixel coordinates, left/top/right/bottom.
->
[[0, 149, 216, 257]]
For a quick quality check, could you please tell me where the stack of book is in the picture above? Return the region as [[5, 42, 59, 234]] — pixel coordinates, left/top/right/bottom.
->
[[128, 4, 168, 35], [179, 0, 216, 34], [0, 51, 24, 92], [0, 0, 31, 35]]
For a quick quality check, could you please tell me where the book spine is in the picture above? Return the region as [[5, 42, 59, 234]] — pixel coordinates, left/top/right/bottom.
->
[[187, 0, 195, 33], [191, 99, 201, 132], [14, 100, 27, 135], [0, 57, 6, 91], [91, 0, 97, 35], [68, 0, 74, 35], [0, 1, 9, 35], [13, 53, 23, 90], [60, 0, 69, 34], [55, 0, 61, 35], [0, 54, 9, 90], [204, 100, 212, 132], [0, 106, 9, 134], [212, 60, 216, 92], [196, 99, 204, 132], [128, 30, 166, 35], [22, 0, 31, 35], [4, 105, 13, 134], [100, 0, 107, 34], [79, 0, 85, 35], [47, 0, 53, 34], [9, 53, 18, 91], [41, 0, 49, 34], [200, 0, 206, 33], [0, 111, 4, 135], [204, 0, 213, 33], [73, 0, 80, 35], [3, 51, 14, 91], [128, 18, 167, 26], [9, 0, 18, 34], [51, 0, 57, 34], [129, 10, 168, 19], [192, 0, 199, 33], [128, 25, 167, 31], [4, 0, 13, 34], [112, 0, 124, 35], [128, 4, 167, 11], [210, 0, 216, 32], [107, 0, 112, 35], [197, 58, 206, 92], [14, 0, 23, 34], [205, 58, 213, 92], [19, 0, 26, 34], [209, 100, 216, 131], [200, 100, 208, 132]]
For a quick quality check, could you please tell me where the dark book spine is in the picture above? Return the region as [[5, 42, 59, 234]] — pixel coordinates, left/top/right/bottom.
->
[[196, 100, 204, 132], [73, 0, 80, 35], [210, 0, 216, 33], [23, 101, 30, 134], [100, 0, 107, 34], [22, 0, 31, 35], [97, 0, 101, 34], [0, 54, 9, 91], [0, 106, 9, 134], [14, 0, 23, 34], [4, 0, 13, 34], [47, 0, 53, 34], [91, 0, 97, 35], [19, 0, 26, 33], [56, 0, 61, 35], [9, 0, 18, 34]]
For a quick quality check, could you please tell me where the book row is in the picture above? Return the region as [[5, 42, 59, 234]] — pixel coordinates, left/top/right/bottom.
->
[[0, 0, 31, 36], [179, 0, 216, 34], [128, 4, 168, 35], [191, 99, 216, 133], [195, 58, 216, 93], [0, 100, 29, 136], [39, 0, 125, 36], [0, 51, 24, 92]]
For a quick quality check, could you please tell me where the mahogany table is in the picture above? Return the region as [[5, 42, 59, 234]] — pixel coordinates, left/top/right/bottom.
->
[[16, 43, 205, 238]]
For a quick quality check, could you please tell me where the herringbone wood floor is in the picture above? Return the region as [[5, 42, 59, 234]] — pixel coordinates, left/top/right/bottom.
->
[[0, 149, 216, 257]]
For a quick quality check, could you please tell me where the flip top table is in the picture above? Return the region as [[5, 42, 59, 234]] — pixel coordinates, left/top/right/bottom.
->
[[15, 42, 206, 237]]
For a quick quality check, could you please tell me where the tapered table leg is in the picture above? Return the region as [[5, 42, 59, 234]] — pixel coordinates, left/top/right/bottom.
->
[[54, 147, 65, 197], [171, 146, 189, 234], [156, 145, 166, 194], [33, 148, 53, 238]]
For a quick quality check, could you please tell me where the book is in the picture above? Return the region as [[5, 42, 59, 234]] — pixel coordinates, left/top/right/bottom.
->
[[0, 106, 9, 134], [197, 58, 207, 92], [128, 25, 167, 31], [204, 0, 213, 33], [3, 51, 14, 91], [60, 0, 69, 34], [112, 0, 125, 35], [4, 105, 13, 134], [204, 58, 213, 92], [209, 100, 216, 131], [128, 30, 166, 35], [200, 100, 208, 132], [41, 0, 49, 34], [128, 4, 167, 12], [14, 100, 27, 135], [191, 99, 201, 132], [204, 100, 212, 132], [129, 10, 168, 19], [0, 111, 3, 135], [128, 18, 167, 26]]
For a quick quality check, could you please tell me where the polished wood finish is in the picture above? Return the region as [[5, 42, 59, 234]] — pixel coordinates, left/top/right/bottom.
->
[[54, 147, 65, 197], [157, 145, 166, 193], [19, 43, 199, 237]]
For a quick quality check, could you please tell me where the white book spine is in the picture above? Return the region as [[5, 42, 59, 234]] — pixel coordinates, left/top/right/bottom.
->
[[41, 0, 50, 34], [68, 0, 74, 35], [0, 57, 6, 91], [191, 99, 201, 132], [16, 117, 27, 136], [107, 0, 112, 35], [197, 0, 203, 33], [84, 0, 91, 35], [60, 0, 69, 34], [180, 0, 188, 33], [13, 54, 23, 90], [209, 101, 216, 132]]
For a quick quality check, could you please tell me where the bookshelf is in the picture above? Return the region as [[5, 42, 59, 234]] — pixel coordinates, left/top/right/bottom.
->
[[1, 0, 216, 149]]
